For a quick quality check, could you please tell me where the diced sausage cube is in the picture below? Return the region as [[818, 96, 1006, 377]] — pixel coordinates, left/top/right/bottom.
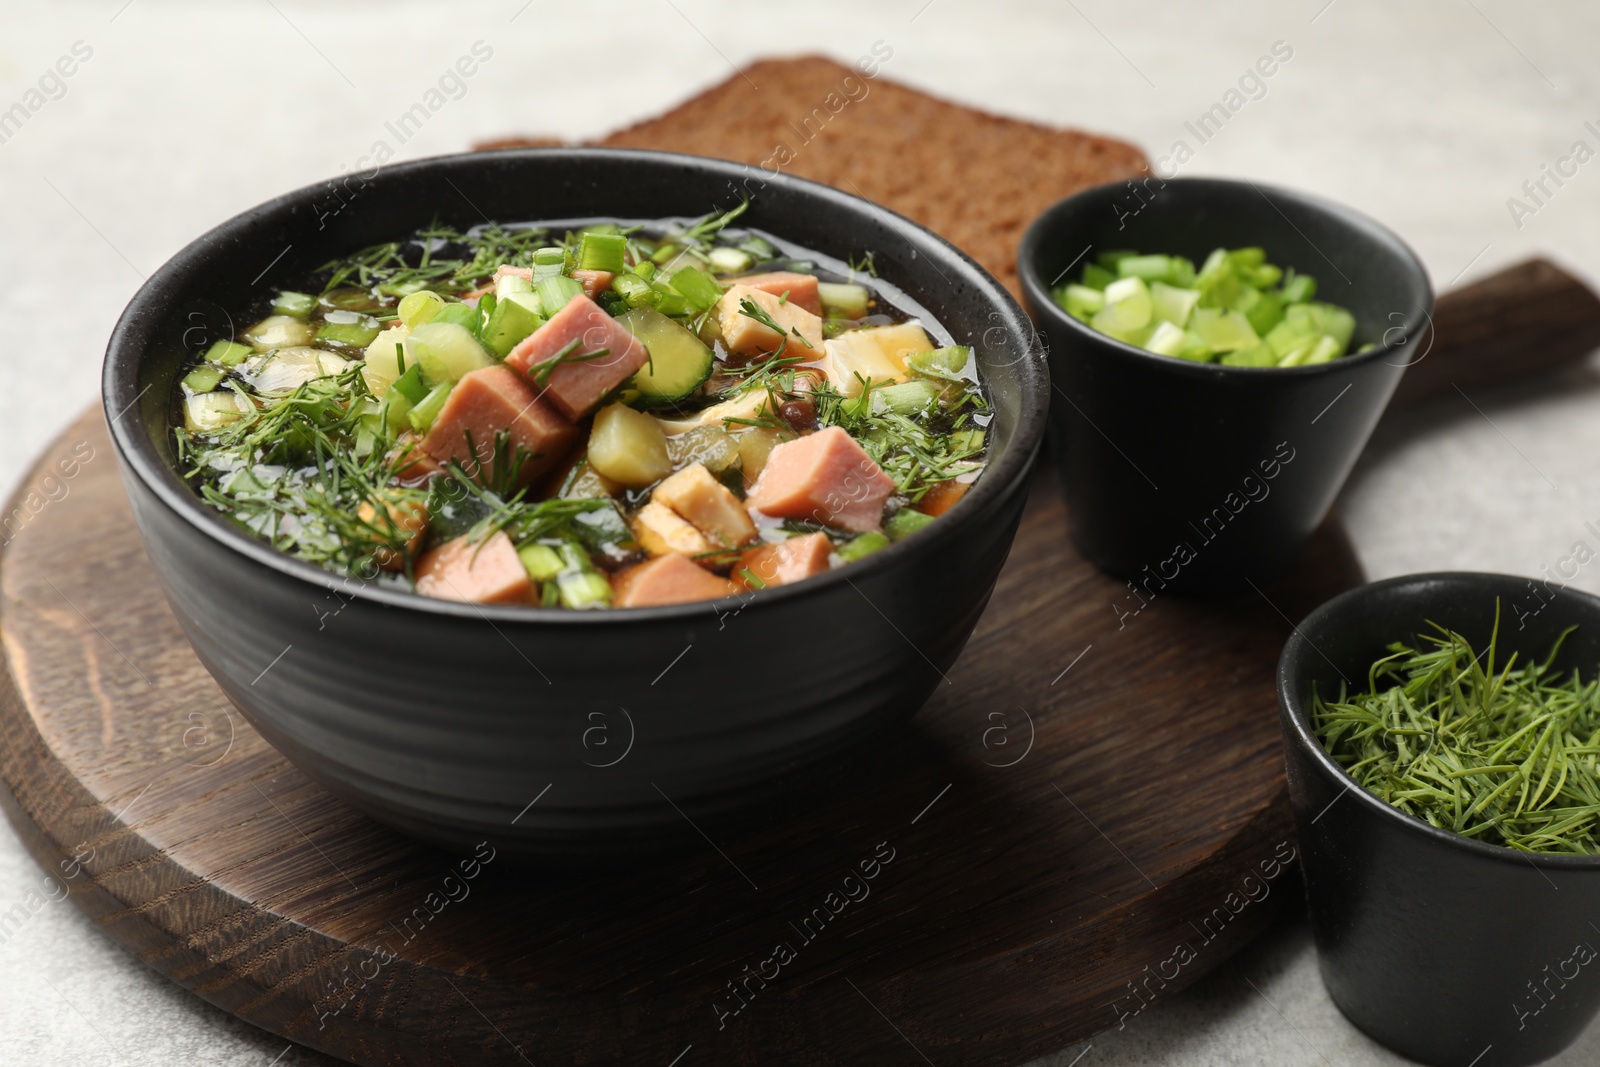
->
[[715, 284, 823, 357], [419, 365, 576, 488], [573, 269, 614, 299], [746, 426, 895, 533], [733, 532, 834, 590], [614, 553, 737, 608], [415, 531, 534, 604], [652, 463, 757, 548], [732, 272, 823, 316], [505, 294, 649, 420]]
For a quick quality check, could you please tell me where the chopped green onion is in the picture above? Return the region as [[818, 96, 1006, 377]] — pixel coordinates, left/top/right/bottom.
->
[[535, 275, 583, 315], [204, 340, 254, 367], [577, 232, 627, 273], [316, 310, 382, 348], [389, 363, 428, 405], [904, 346, 971, 381], [182, 364, 225, 394], [836, 531, 889, 562], [272, 291, 317, 320], [532, 246, 567, 280], [518, 542, 564, 582], [817, 281, 871, 318], [668, 266, 724, 312], [407, 381, 453, 432], [886, 508, 937, 542], [431, 303, 482, 337], [397, 290, 446, 328], [707, 246, 754, 274], [611, 273, 661, 309]]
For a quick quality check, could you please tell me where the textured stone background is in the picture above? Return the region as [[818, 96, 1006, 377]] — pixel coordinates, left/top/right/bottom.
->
[[2, 2, 1597, 1064]]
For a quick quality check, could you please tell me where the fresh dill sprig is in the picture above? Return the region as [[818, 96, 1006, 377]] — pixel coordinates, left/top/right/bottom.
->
[[1312, 601, 1600, 855]]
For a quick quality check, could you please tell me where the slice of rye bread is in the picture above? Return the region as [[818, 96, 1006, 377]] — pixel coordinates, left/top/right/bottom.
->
[[476, 55, 1149, 299]]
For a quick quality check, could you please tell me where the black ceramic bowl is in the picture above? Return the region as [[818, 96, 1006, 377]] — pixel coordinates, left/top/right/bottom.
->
[[1019, 177, 1433, 595], [103, 148, 1048, 863], [1280, 573, 1600, 1067]]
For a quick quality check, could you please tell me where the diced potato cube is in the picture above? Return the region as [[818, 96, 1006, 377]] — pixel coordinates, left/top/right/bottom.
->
[[653, 463, 757, 548], [362, 325, 411, 395], [245, 346, 352, 393], [587, 403, 673, 488], [654, 389, 778, 437], [715, 284, 823, 356], [820, 321, 934, 397], [243, 314, 317, 351], [632, 501, 713, 559], [183, 391, 250, 432]]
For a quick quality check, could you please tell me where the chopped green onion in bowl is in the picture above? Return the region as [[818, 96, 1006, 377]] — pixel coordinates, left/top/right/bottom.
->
[[1051, 246, 1367, 367]]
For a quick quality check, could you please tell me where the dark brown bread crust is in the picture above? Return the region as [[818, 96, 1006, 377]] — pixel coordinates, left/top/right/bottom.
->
[[476, 55, 1149, 298]]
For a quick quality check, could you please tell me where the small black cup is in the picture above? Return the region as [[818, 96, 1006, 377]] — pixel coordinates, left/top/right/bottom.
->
[[1018, 177, 1433, 595], [1279, 572, 1600, 1067]]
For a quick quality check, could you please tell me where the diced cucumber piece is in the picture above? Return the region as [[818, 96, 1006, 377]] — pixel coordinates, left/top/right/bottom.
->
[[1118, 254, 1174, 283], [886, 508, 937, 542], [871, 380, 942, 416], [182, 364, 226, 393], [616, 308, 715, 402], [316, 310, 381, 349], [707, 247, 754, 274], [272, 291, 317, 320], [1150, 282, 1200, 327], [398, 290, 446, 328], [818, 281, 871, 317], [482, 294, 544, 357], [389, 363, 428, 405], [905, 346, 972, 381], [535, 275, 583, 315], [518, 542, 564, 582], [1143, 321, 1188, 357], [1190, 308, 1260, 352], [1080, 264, 1116, 290], [407, 381, 453, 432], [407, 322, 492, 386], [204, 340, 253, 367], [837, 531, 889, 562], [1059, 284, 1105, 320]]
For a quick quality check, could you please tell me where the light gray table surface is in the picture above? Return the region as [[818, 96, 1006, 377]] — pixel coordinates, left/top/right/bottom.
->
[[3, 2, 1599, 1064]]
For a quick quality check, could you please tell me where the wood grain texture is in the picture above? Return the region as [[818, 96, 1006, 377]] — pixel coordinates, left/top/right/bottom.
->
[[1390, 257, 1600, 409], [0, 409, 1359, 1066]]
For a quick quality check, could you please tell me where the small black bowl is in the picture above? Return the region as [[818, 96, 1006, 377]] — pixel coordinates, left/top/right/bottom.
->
[[1018, 177, 1433, 595], [1280, 572, 1600, 1067], [102, 148, 1049, 863]]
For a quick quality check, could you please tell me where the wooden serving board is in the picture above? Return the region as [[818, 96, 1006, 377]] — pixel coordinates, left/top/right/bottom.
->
[[1, 407, 1357, 1067], [2, 260, 1598, 1065]]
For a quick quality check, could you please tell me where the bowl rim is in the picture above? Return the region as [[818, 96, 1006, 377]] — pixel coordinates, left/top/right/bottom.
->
[[103, 146, 1048, 625], [1278, 570, 1600, 871], [1016, 175, 1435, 381]]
